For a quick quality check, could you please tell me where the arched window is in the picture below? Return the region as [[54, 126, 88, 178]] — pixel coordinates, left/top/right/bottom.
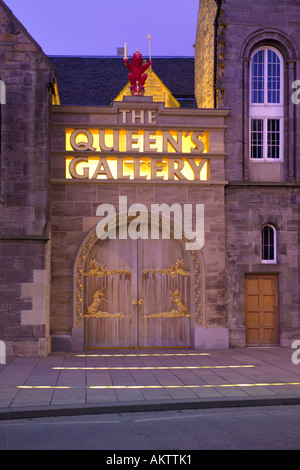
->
[[250, 47, 283, 161], [261, 225, 277, 264]]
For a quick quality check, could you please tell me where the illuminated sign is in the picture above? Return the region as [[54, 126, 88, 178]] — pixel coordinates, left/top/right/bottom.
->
[[65, 109, 210, 181]]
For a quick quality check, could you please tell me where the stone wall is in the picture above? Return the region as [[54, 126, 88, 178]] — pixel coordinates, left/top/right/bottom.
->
[[0, 241, 51, 355], [220, 0, 300, 345], [226, 185, 300, 346], [194, 0, 217, 109], [0, 1, 55, 355], [195, 0, 300, 346]]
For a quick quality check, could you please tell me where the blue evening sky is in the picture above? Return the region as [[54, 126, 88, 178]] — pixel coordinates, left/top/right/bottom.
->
[[3, 0, 199, 57]]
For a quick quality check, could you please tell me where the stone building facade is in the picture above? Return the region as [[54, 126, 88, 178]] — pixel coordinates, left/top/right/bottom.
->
[[195, 0, 300, 346], [0, 1, 55, 355], [50, 101, 228, 352], [0, 0, 300, 355]]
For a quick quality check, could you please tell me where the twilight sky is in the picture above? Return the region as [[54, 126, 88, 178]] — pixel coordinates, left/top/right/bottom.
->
[[4, 0, 199, 57]]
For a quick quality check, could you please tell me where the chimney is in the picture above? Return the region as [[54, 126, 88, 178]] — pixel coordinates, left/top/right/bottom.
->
[[117, 47, 125, 57]]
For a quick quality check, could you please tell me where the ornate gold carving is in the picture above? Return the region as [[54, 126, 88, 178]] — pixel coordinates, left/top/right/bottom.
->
[[143, 259, 190, 280], [85, 312, 127, 319], [75, 225, 203, 326], [192, 251, 201, 324], [86, 288, 108, 315], [144, 289, 190, 318], [84, 289, 127, 319], [85, 259, 131, 280], [170, 289, 189, 316], [75, 232, 97, 324]]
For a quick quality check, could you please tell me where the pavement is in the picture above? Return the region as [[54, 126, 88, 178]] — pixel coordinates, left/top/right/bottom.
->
[[1, 346, 300, 420]]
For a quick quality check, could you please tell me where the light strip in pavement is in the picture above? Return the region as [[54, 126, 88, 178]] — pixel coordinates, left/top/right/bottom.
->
[[51, 365, 255, 370], [76, 353, 211, 357], [17, 382, 300, 390]]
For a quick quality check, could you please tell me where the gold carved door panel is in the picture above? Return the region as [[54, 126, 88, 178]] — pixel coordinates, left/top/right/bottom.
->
[[84, 238, 191, 348], [138, 238, 191, 347], [84, 238, 138, 348]]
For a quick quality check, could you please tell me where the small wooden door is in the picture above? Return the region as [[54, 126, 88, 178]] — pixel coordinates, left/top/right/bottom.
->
[[84, 237, 191, 348], [245, 274, 279, 346]]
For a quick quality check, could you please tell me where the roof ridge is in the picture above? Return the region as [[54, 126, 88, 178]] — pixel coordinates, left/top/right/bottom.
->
[[49, 55, 195, 59]]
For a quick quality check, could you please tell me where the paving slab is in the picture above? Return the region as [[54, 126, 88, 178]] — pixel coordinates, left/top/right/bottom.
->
[[0, 347, 300, 419]]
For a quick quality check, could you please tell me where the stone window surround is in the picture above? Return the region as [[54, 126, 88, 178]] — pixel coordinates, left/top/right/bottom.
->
[[249, 46, 284, 163], [240, 28, 299, 181]]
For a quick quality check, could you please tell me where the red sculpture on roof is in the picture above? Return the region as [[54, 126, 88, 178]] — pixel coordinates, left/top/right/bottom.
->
[[124, 50, 152, 96]]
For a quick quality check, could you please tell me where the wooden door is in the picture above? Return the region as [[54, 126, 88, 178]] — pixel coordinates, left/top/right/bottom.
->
[[245, 274, 279, 346], [84, 237, 191, 348], [84, 238, 138, 348], [138, 238, 191, 347]]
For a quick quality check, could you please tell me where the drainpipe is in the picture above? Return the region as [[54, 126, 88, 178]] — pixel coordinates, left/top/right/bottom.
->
[[213, 0, 222, 108]]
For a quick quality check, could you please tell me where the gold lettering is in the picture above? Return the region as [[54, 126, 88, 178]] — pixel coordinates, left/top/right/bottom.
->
[[120, 109, 130, 124], [113, 130, 119, 152], [191, 132, 205, 153], [69, 157, 89, 179], [117, 157, 130, 179], [168, 159, 187, 180], [147, 110, 157, 124], [134, 158, 147, 180], [99, 130, 113, 152], [151, 159, 164, 180], [126, 130, 140, 152], [92, 157, 114, 179], [70, 129, 96, 151], [132, 109, 144, 124], [66, 156, 209, 181], [67, 128, 208, 155], [163, 131, 182, 153], [188, 159, 207, 180], [144, 130, 158, 152]]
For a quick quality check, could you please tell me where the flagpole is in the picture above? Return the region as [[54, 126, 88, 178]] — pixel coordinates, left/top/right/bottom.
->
[[147, 34, 152, 67]]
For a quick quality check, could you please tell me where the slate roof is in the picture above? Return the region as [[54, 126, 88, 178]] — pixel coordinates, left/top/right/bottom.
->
[[49, 56, 197, 108]]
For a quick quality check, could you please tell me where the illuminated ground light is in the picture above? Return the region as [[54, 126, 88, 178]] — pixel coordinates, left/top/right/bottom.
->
[[17, 382, 300, 390], [51, 365, 256, 371], [76, 353, 211, 357]]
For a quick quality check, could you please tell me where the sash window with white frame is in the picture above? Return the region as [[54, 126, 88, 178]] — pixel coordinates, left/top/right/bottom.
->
[[261, 225, 277, 264], [250, 47, 283, 161]]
